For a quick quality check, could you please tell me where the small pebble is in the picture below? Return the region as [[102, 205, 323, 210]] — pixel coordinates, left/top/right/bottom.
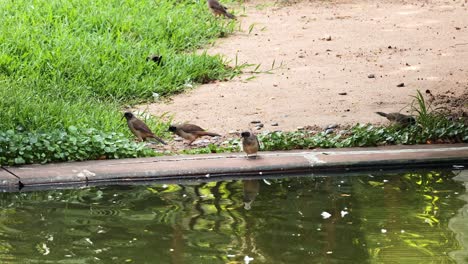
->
[[297, 126, 305, 130], [368, 74, 375, 78], [255, 123, 264, 128], [326, 124, 338, 130], [396, 83, 405, 87], [271, 122, 279, 126], [251, 120, 261, 124], [338, 92, 347, 95], [325, 128, 334, 134]]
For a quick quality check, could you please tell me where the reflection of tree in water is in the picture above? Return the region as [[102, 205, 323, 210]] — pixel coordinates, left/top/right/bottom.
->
[[161, 180, 266, 263], [0, 170, 465, 263], [352, 170, 465, 263]]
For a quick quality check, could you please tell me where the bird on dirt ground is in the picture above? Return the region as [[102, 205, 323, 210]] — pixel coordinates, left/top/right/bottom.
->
[[241, 131, 260, 158], [375, 112, 416, 127], [207, 0, 236, 19], [123, 112, 167, 144], [168, 123, 221, 145]]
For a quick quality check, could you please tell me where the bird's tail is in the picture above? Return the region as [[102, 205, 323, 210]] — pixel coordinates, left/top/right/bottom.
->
[[150, 136, 167, 145], [199, 131, 221, 137], [375, 112, 388, 117], [225, 12, 236, 19]]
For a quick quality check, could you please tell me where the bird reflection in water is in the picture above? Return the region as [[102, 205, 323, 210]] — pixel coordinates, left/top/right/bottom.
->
[[243, 180, 260, 210]]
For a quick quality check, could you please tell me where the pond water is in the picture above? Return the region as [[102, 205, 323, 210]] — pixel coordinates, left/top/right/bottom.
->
[[0, 170, 467, 263]]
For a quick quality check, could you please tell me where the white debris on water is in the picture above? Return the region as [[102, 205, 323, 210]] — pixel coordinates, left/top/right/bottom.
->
[[42, 243, 50, 255], [321, 212, 332, 219], [205, 174, 210, 178], [85, 238, 94, 245], [162, 184, 168, 188], [341, 210, 349, 217], [381, 229, 387, 233], [263, 179, 272, 185], [244, 256, 254, 264]]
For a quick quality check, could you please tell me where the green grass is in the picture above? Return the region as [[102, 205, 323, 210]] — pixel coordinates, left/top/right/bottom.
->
[[0, 0, 237, 165]]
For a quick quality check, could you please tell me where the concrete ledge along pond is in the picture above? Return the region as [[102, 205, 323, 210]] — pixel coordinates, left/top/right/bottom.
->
[[0, 144, 467, 192]]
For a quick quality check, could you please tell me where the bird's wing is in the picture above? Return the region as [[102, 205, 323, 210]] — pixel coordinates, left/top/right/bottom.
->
[[180, 124, 205, 133], [210, 1, 227, 12], [133, 119, 154, 135]]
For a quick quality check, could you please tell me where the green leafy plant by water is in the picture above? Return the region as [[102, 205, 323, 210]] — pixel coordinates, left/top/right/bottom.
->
[[0, 126, 156, 165], [186, 91, 468, 154]]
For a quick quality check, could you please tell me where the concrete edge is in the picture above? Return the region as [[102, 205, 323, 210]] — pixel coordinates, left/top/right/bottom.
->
[[1, 144, 467, 192]]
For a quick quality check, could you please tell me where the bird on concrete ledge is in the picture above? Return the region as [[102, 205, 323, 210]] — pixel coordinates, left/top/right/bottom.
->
[[241, 131, 260, 159]]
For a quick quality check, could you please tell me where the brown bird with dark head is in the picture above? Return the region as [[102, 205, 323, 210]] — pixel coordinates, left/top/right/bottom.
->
[[241, 131, 260, 158], [168, 124, 221, 145], [123, 112, 166, 144], [376, 112, 416, 127], [207, 0, 236, 19]]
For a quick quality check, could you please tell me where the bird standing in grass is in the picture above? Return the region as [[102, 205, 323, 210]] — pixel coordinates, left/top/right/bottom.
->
[[207, 0, 236, 19], [168, 124, 221, 145], [123, 112, 166, 144], [146, 54, 163, 66], [375, 112, 416, 127], [241, 131, 260, 158]]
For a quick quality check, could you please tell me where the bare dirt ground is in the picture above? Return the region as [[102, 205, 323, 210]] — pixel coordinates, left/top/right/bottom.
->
[[141, 0, 468, 137]]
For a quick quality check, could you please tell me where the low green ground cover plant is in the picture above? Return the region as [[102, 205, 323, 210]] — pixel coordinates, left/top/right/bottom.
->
[[0, 0, 237, 165], [185, 91, 468, 154]]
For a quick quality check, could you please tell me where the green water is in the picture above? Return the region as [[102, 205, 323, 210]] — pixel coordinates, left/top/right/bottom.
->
[[0, 170, 467, 263]]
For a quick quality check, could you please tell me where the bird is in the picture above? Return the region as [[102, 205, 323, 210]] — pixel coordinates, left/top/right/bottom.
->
[[206, 0, 236, 19], [146, 54, 163, 66], [241, 131, 260, 158], [168, 123, 221, 145], [122, 112, 167, 144], [375, 112, 416, 127]]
